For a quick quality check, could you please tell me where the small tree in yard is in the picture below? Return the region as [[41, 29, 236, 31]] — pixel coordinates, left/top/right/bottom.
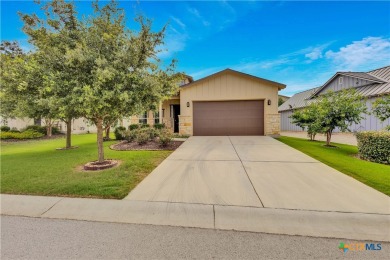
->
[[68, 1, 181, 163], [314, 89, 366, 146], [291, 103, 321, 141], [291, 89, 367, 146], [372, 95, 390, 130]]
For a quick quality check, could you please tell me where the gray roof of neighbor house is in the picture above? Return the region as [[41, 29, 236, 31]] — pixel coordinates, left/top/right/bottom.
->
[[278, 87, 319, 112], [279, 65, 390, 112]]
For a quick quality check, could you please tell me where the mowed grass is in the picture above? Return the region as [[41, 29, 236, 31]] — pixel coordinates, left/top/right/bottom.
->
[[0, 134, 171, 199], [277, 136, 390, 196]]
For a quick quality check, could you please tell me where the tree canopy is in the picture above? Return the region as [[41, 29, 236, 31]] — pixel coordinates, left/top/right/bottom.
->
[[372, 95, 390, 129], [291, 89, 367, 145], [1, 0, 182, 161]]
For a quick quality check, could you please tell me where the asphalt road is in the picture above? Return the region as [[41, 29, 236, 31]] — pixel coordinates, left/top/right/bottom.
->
[[1, 216, 387, 259]]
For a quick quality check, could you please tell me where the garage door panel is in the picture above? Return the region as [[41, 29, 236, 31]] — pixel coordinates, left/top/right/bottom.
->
[[193, 100, 264, 136]]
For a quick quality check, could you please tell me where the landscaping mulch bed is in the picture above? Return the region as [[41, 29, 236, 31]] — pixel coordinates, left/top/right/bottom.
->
[[1, 134, 65, 142], [111, 140, 183, 151], [83, 159, 120, 171]]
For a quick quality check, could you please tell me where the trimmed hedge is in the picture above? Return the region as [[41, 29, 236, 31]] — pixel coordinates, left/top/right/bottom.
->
[[128, 124, 139, 130], [356, 131, 390, 165], [1, 126, 11, 132], [114, 126, 126, 140], [0, 129, 44, 140], [23, 125, 60, 135], [154, 123, 165, 129]]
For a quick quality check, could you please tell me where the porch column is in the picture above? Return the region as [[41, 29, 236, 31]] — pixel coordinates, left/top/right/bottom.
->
[[159, 102, 163, 124]]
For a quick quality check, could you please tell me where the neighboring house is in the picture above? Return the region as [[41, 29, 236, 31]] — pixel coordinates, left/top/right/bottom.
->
[[278, 94, 290, 105], [279, 65, 390, 132], [1, 68, 286, 136]]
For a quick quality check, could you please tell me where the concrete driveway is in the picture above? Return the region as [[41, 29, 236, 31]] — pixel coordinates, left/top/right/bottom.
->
[[125, 136, 390, 214]]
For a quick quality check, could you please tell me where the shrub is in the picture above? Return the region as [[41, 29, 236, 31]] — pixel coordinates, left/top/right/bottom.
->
[[1, 126, 10, 132], [147, 128, 159, 140], [128, 124, 139, 131], [9, 127, 20, 133], [140, 123, 150, 128], [52, 126, 60, 135], [0, 129, 44, 140], [154, 123, 165, 129], [135, 130, 149, 145], [356, 131, 390, 165], [23, 125, 47, 135], [158, 129, 173, 147], [114, 126, 126, 140]]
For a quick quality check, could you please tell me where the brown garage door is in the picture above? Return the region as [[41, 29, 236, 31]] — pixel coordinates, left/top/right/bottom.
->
[[193, 100, 264, 136]]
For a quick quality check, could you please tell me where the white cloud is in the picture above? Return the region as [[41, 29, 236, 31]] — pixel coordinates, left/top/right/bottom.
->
[[187, 7, 210, 27], [170, 16, 186, 30], [305, 47, 323, 60], [325, 36, 390, 70], [188, 7, 201, 18], [157, 29, 188, 59]]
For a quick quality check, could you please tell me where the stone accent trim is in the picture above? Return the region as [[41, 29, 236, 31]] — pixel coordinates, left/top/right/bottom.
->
[[179, 115, 192, 135], [265, 114, 280, 135]]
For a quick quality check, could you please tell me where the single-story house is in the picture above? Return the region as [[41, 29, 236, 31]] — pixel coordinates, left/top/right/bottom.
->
[[1, 69, 286, 136], [279, 65, 390, 132]]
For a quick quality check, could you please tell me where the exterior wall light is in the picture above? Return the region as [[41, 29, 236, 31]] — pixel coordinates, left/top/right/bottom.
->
[[187, 102, 190, 107], [267, 99, 271, 106]]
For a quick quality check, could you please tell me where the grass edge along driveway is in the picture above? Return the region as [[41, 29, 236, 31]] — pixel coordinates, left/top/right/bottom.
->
[[1, 134, 171, 199], [277, 136, 390, 196]]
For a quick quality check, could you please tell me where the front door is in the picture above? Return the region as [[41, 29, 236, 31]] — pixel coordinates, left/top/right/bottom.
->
[[172, 105, 180, 133]]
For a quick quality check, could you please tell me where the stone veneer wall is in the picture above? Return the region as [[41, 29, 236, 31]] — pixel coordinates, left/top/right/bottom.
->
[[178, 115, 192, 135], [265, 114, 280, 135]]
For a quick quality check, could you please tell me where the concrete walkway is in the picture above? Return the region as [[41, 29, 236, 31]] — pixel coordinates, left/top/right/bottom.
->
[[1, 136, 390, 241], [281, 131, 358, 146]]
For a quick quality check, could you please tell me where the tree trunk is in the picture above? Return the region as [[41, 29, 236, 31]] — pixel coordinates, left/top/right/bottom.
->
[[44, 118, 53, 137], [66, 118, 72, 148], [105, 126, 110, 139], [97, 118, 104, 163], [326, 131, 332, 146]]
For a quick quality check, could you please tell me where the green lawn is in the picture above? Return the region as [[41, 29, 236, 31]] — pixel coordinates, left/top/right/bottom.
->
[[277, 136, 390, 196], [0, 134, 171, 199]]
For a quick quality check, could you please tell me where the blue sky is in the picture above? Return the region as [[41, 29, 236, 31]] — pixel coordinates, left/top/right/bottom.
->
[[1, 1, 390, 96]]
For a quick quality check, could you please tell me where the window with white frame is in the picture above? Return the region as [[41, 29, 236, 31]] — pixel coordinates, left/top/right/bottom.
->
[[339, 77, 343, 85], [138, 111, 147, 124], [154, 111, 160, 124]]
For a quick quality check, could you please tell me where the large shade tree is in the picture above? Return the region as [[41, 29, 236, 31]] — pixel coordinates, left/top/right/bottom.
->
[[67, 1, 181, 162], [18, 0, 82, 146], [0, 41, 58, 136]]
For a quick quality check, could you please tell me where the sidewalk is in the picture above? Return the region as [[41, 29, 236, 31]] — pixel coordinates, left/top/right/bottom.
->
[[280, 131, 358, 146], [1, 194, 389, 242]]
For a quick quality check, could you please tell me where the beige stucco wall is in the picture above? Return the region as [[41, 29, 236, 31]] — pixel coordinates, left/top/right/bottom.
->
[[0, 117, 35, 130], [179, 71, 280, 136]]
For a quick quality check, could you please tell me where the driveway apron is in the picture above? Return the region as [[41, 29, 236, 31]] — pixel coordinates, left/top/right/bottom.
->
[[125, 136, 390, 214]]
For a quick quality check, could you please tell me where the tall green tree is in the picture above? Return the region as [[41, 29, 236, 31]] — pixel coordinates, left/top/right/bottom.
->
[[0, 41, 57, 135], [67, 1, 181, 162], [19, 0, 82, 146]]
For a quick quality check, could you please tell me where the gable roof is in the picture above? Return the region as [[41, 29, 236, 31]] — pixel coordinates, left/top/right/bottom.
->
[[310, 71, 385, 98], [278, 87, 319, 112], [181, 68, 286, 90], [279, 65, 390, 112]]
